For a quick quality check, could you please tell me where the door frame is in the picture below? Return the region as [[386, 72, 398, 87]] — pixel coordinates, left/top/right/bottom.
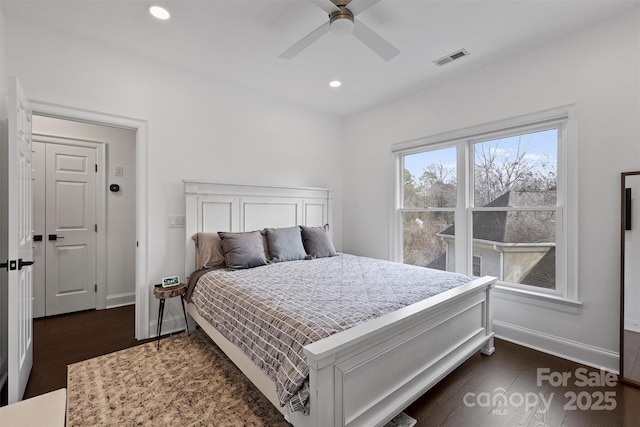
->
[[32, 136, 105, 310], [30, 101, 149, 340]]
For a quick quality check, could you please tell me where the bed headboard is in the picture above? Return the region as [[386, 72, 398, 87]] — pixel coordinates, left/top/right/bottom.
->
[[184, 181, 334, 278]]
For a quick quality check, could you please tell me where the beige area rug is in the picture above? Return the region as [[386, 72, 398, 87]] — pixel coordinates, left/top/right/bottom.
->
[[67, 329, 417, 426]]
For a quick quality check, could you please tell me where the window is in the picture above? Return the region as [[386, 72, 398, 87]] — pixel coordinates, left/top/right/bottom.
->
[[394, 107, 577, 301], [472, 129, 557, 289], [472, 255, 482, 277], [402, 147, 456, 268]]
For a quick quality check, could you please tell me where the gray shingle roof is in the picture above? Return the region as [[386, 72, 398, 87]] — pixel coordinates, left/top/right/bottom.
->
[[521, 247, 556, 288], [440, 190, 556, 244], [426, 253, 447, 271]]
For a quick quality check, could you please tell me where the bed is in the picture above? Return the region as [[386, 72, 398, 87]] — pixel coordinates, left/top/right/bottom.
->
[[183, 181, 496, 427]]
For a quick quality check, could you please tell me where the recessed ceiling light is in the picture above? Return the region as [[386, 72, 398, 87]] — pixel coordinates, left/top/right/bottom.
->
[[149, 5, 170, 20], [329, 80, 342, 88]]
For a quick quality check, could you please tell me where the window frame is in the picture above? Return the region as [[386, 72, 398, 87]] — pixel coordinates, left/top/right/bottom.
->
[[391, 106, 579, 304]]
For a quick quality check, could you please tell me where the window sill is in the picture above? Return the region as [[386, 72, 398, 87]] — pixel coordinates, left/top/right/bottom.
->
[[494, 284, 582, 314]]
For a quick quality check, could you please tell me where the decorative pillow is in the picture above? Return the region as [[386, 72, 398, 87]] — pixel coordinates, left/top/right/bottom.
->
[[218, 230, 268, 269], [300, 224, 337, 258], [192, 232, 226, 270], [260, 230, 271, 261], [265, 226, 307, 263]]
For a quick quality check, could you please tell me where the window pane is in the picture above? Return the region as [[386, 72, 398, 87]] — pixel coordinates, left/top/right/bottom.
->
[[472, 210, 556, 289], [402, 211, 455, 270], [472, 256, 482, 277], [474, 129, 557, 207], [403, 147, 457, 208]]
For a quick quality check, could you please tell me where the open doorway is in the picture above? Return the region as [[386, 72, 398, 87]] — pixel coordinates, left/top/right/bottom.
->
[[32, 116, 137, 316], [30, 101, 149, 341]]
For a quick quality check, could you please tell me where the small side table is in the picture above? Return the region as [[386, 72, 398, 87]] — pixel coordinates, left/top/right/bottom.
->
[[153, 283, 189, 349]]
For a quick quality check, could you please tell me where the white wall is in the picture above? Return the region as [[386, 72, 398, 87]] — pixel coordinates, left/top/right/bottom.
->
[[5, 17, 344, 335], [31, 116, 137, 309], [343, 10, 640, 370]]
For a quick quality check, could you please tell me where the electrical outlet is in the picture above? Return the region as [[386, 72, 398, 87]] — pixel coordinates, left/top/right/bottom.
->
[[115, 166, 124, 177]]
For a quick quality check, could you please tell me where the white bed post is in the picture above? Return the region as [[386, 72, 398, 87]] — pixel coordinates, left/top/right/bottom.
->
[[480, 279, 495, 356]]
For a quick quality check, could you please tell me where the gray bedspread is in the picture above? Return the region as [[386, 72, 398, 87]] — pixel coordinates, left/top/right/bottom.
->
[[188, 253, 470, 407]]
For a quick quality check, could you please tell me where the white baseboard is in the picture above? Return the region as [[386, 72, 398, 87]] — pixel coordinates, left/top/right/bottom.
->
[[624, 319, 640, 333], [105, 292, 135, 309], [493, 320, 619, 373], [149, 311, 189, 338]]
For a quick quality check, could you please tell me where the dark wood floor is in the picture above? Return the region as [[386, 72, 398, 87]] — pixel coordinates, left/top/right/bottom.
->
[[406, 341, 640, 427], [22, 307, 640, 426], [24, 304, 151, 400], [624, 329, 640, 382]]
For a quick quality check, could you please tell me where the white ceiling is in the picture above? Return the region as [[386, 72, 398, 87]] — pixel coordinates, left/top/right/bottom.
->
[[1, 0, 638, 116]]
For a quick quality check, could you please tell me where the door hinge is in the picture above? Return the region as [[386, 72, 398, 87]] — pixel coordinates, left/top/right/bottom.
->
[[136, 241, 139, 247], [95, 224, 98, 232], [95, 284, 97, 293], [95, 164, 98, 172]]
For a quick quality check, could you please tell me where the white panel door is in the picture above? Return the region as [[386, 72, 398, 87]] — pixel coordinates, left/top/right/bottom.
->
[[31, 141, 46, 319], [45, 144, 97, 315], [5, 77, 34, 403]]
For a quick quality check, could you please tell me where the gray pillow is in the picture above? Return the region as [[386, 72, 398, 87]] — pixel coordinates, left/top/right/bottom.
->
[[265, 226, 307, 263], [300, 224, 337, 258], [217, 230, 268, 269], [192, 232, 226, 270]]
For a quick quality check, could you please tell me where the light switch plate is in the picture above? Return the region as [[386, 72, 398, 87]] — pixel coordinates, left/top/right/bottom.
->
[[168, 216, 185, 228]]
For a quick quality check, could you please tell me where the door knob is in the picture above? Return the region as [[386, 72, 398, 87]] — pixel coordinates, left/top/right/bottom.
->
[[18, 258, 35, 270], [48, 234, 64, 241]]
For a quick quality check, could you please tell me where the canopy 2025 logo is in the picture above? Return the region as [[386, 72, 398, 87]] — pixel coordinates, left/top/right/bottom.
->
[[537, 367, 617, 411], [463, 368, 618, 415]]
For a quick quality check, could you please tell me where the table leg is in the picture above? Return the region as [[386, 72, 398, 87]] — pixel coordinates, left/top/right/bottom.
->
[[180, 295, 190, 336], [157, 298, 165, 350]]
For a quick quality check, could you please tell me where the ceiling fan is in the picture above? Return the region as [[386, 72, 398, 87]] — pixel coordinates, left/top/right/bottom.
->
[[279, 0, 400, 61]]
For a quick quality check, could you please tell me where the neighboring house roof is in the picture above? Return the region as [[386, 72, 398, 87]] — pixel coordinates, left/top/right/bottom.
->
[[426, 253, 447, 270], [521, 247, 556, 288], [439, 190, 556, 244]]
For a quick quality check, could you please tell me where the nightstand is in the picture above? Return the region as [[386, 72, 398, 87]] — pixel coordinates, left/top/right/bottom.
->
[[153, 283, 189, 349]]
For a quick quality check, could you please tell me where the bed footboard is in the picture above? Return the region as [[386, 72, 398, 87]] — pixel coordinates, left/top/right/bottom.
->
[[288, 276, 496, 427]]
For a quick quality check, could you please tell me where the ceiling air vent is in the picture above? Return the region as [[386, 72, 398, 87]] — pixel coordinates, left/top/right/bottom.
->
[[434, 49, 470, 67]]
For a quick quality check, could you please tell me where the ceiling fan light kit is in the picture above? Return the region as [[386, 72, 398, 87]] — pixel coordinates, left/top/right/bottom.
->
[[329, 7, 355, 35], [279, 0, 399, 61]]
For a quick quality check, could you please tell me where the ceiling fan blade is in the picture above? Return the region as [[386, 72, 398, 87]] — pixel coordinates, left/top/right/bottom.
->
[[310, 0, 339, 15], [352, 18, 399, 61], [348, 0, 382, 16], [279, 21, 331, 59]]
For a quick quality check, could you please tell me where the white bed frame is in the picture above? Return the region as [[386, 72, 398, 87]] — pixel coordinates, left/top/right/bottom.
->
[[183, 181, 496, 427]]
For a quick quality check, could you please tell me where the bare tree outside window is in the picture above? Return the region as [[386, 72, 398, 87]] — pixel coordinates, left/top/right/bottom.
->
[[418, 162, 456, 208], [474, 134, 557, 207], [402, 147, 456, 267]]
